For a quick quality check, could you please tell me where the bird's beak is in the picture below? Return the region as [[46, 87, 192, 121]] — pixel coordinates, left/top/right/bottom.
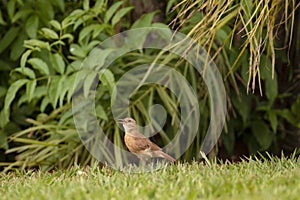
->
[[117, 119, 124, 124]]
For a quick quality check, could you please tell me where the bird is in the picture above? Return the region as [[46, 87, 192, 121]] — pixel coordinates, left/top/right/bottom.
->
[[118, 117, 176, 162]]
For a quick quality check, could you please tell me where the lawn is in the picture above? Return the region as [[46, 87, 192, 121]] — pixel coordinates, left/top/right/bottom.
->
[[0, 156, 299, 200]]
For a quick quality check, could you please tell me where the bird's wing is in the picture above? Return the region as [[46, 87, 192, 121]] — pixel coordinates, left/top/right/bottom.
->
[[129, 136, 161, 152], [145, 138, 162, 151], [125, 130, 162, 152]]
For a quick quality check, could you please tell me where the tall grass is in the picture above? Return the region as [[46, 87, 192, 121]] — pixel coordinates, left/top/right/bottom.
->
[[171, 0, 299, 94]]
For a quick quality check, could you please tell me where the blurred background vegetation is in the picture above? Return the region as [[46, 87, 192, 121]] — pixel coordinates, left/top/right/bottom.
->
[[0, 0, 299, 171]]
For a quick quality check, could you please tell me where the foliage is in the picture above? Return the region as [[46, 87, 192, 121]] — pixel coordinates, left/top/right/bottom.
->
[[0, 0, 136, 170], [172, 0, 300, 157], [1, 0, 193, 170], [0, 0, 68, 165], [0, 0, 299, 171]]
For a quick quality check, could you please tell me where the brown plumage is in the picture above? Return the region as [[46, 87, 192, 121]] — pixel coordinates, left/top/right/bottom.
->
[[118, 117, 176, 162]]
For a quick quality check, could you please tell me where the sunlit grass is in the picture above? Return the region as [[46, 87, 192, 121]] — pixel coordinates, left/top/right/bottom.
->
[[1, 156, 299, 199]]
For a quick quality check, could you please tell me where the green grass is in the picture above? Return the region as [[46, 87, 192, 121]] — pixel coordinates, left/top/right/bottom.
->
[[1, 156, 300, 200]]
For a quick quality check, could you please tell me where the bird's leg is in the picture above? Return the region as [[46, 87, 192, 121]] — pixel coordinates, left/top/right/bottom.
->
[[139, 157, 147, 167], [136, 154, 148, 167]]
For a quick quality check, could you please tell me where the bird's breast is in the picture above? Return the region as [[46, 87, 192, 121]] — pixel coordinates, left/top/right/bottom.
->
[[124, 134, 139, 153]]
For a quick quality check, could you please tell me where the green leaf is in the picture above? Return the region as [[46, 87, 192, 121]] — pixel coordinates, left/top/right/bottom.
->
[[261, 55, 278, 101], [0, 27, 19, 54], [61, 33, 74, 42], [87, 40, 101, 51], [66, 60, 82, 74], [83, 71, 98, 98], [221, 122, 236, 155], [21, 50, 33, 68], [49, 20, 61, 31], [49, 76, 63, 108], [291, 97, 300, 116], [132, 11, 157, 28], [70, 44, 85, 58], [51, 41, 66, 48], [216, 29, 228, 43], [265, 75, 278, 102], [12, 138, 56, 145], [276, 109, 296, 126], [0, 111, 6, 128], [244, 133, 260, 155], [62, 9, 84, 29], [40, 28, 59, 39], [51, 0, 65, 12], [166, 0, 176, 13], [268, 110, 278, 133], [74, 18, 84, 31], [66, 73, 78, 102], [24, 39, 50, 50], [26, 80, 37, 102], [151, 22, 170, 29], [27, 58, 50, 75], [14, 67, 36, 79], [37, 0, 54, 20], [85, 48, 114, 70], [50, 53, 65, 74], [10, 33, 27, 61], [40, 96, 50, 112], [0, 86, 7, 98], [25, 15, 39, 38], [0, 10, 7, 25], [231, 92, 252, 123], [95, 105, 108, 120], [156, 87, 177, 115], [0, 130, 8, 150], [59, 109, 73, 125], [92, 0, 105, 12], [3, 79, 29, 125], [55, 75, 67, 106], [99, 69, 115, 95], [241, 0, 253, 19], [83, 0, 90, 11], [12, 8, 33, 23], [18, 86, 47, 106], [151, 23, 173, 39], [7, 0, 16, 21], [251, 120, 273, 150], [92, 25, 105, 38], [104, 1, 124, 23], [59, 75, 69, 107], [69, 69, 95, 101], [79, 24, 103, 42], [126, 12, 159, 50], [111, 7, 134, 27]]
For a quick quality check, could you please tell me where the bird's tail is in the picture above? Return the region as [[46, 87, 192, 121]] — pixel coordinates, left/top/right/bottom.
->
[[158, 151, 176, 162]]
